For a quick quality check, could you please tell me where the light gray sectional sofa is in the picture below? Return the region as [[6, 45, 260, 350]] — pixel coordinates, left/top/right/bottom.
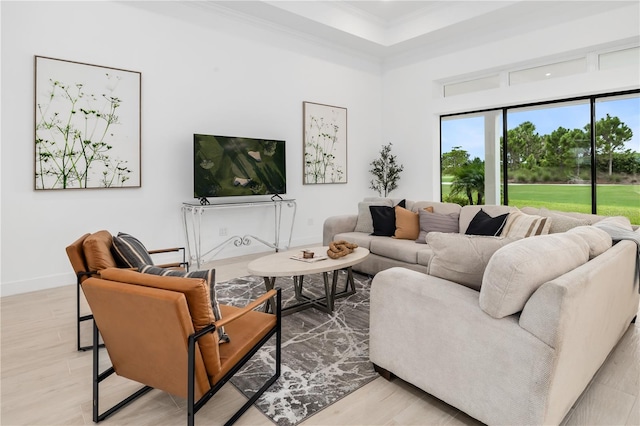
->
[[322, 197, 631, 277], [324, 197, 640, 425], [323, 198, 464, 276]]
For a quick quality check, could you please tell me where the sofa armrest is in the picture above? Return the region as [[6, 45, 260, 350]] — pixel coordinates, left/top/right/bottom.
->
[[370, 267, 555, 425], [520, 239, 638, 348], [323, 215, 357, 246], [519, 240, 639, 424]]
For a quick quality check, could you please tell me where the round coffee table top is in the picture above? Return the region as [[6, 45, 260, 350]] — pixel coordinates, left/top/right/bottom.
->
[[247, 246, 369, 277]]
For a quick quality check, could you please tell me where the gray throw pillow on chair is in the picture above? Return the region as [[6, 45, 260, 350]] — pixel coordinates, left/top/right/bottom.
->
[[112, 232, 154, 268]]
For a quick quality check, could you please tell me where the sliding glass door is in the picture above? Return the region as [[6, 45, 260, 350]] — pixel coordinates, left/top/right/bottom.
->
[[440, 90, 640, 224], [594, 95, 640, 223], [506, 101, 592, 213]]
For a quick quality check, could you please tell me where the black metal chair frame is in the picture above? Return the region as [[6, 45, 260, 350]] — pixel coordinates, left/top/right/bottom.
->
[[77, 270, 98, 352], [76, 247, 188, 351], [91, 289, 282, 426]]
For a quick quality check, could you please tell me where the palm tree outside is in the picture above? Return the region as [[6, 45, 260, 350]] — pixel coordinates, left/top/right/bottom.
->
[[450, 158, 485, 205]]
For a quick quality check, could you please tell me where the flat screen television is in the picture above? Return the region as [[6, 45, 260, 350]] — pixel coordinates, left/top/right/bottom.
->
[[194, 134, 286, 201]]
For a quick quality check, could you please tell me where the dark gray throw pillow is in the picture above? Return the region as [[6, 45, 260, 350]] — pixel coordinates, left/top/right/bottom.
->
[[112, 232, 154, 268], [465, 209, 509, 236], [416, 210, 460, 243], [138, 265, 229, 343], [370, 205, 396, 236], [369, 199, 406, 237]]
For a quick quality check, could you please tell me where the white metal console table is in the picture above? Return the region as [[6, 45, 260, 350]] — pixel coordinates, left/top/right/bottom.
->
[[182, 198, 297, 269]]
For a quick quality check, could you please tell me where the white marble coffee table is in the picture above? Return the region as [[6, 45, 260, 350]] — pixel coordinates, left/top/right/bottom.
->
[[247, 246, 369, 315]]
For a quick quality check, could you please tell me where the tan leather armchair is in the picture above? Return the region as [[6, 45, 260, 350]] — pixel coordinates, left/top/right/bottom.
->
[[82, 268, 281, 426], [66, 231, 187, 350]]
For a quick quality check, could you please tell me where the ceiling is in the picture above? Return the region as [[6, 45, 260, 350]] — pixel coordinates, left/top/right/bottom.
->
[[341, 1, 439, 22], [176, 1, 636, 61]]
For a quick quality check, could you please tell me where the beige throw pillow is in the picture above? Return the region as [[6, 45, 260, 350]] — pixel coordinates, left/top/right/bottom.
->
[[480, 233, 589, 318], [501, 207, 551, 238], [354, 199, 393, 233], [426, 232, 519, 291]]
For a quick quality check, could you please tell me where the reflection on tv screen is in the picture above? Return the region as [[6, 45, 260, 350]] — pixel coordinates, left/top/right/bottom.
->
[[194, 134, 286, 199]]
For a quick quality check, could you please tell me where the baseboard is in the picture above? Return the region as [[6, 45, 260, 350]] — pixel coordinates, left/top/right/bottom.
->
[[1, 272, 76, 297]]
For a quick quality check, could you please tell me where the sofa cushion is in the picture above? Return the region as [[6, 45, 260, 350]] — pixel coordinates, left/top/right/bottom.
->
[[417, 247, 434, 267], [83, 230, 118, 272], [427, 233, 518, 291], [354, 199, 393, 233], [369, 238, 423, 264], [465, 209, 510, 236], [520, 206, 540, 215], [501, 208, 551, 238], [480, 233, 590, 318], [566, 226, 612, 259], [139, 265, 229, 343], [112, 232, 154, 268], [400, 199, 415, 211], [416, 210, 460, 243], [333, 232, 377, 250], [394, 205, 420, 240], [364, 197, 408, 207], [532, 208, 605, 226], [528, 207, 590, 233], [411, 201, 462, 216]]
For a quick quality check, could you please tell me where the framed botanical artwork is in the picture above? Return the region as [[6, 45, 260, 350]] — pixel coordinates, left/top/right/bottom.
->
[[34, 56, 141, 190], [303, 101, 347, 184]]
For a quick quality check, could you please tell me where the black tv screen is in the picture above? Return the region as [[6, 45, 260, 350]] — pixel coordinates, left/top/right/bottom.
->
[[194, 134, 286, 199]]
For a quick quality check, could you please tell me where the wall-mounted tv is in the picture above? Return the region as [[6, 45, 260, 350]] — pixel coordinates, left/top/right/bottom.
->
[[194, 134, 286, 201]]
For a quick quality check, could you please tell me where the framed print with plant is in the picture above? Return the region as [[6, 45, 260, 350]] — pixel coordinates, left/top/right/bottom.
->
[[34, 56, 141, 190], [303, 101, 347, 184]]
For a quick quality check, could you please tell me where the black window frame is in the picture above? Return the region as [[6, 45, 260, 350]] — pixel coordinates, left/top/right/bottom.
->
[[440, 88, 640, 214]]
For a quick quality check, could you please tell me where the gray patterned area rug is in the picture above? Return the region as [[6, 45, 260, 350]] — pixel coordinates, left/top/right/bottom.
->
[[215, 271, 377, 426]]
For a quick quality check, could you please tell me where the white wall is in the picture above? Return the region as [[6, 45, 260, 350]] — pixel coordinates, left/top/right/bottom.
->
[[0, 1, 383, 295], [2, 1, 638, 297], [381, 3, 640, 202]]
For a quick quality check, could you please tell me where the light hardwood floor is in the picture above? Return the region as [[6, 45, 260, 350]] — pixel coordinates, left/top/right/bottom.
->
[[2, 251, 639, 426]]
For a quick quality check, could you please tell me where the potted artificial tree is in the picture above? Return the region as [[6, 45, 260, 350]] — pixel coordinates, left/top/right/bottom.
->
[[369, 143, 403, 197]]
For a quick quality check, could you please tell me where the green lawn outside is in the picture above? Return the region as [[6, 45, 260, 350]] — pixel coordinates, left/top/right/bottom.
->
[[441, 181, 640, 224], [509, 184, 640, 224]]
